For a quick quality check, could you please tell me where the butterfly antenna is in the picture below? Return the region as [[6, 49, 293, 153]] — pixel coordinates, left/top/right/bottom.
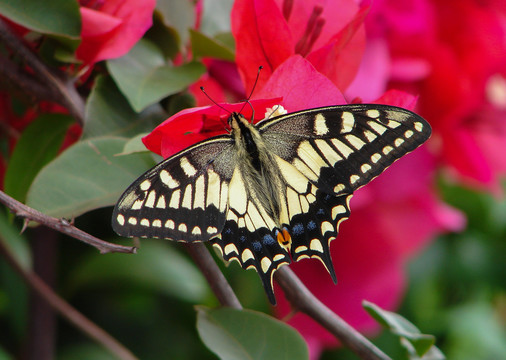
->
[[200, 86, 231, 130], [200, 86, 232, 115], [239, 66, 263, 117]]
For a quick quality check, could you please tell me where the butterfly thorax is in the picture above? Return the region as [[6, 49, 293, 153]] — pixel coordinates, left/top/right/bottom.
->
[[229, 112, 292, 249]]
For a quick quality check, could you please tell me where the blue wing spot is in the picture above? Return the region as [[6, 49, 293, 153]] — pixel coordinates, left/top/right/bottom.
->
[[263, 234, 275, 246], [224, 227, 233, 235], [292, 223, 305, 236], [317, 208, 325, 215], [307, 220, 317, 230], [240, 235, 247, 243], [252, 241, 262, 251]]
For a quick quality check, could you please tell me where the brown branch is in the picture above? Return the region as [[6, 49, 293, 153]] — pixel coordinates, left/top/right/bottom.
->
[[0, 190, 136, 254], [275, 266, 392, 360], [0, 236, 138, 360], [184, 243, 242, 309], [0, 18, 85, 125]]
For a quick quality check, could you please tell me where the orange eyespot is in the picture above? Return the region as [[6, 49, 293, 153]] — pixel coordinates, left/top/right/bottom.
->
[[276, 227, 291, 246]]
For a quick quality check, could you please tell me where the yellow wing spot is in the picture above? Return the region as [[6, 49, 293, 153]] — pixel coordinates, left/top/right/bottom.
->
[[275, 156, 310, 193], [207, 226, 218, 234], [212, 243, 223, 256], [371, 153, 382, 163], [128, 217, 137, 225], [386, 120, 401, 128], [310, 239, 323, 252], [320, 221, 334, 235], [140, 180, 151, 191], [160, 170, 179, 189], [295, 245, 308, 253], [152, 219, 162, 227], [315, 139, 343, 165], [346, 194, 353, 208], [394, 138, 405, 147], [261, 257, 272, 273], [286, 187, 302, 219], [193, 175, 206, 209], [223, 244, 239, 255], [363, 130, 377, 142], [206, 169, 221, 207], [366, 109, 380, 118], [297, 141, 327, 176], [241, 249, 255, 263], [331, 139, 354, 158], [332, 205, 347, 219], [182, 184, 193, 209], [273, 254, 286, 262], [145, 190, 156, 208], [192, 226, 201, 235], [116, 214, 125, 226], [229, 168, 248, 215], [341, 112, 355, 133], [169, 189, 181, 208], [292, 158, 318, 182], [314, 113, 329, 135], [180, 156, 197, 177], [164, 219, 175, 229], [350, 174, 360, 185], [178, 223, 187, 232], [382, 145, 394, 155], [404, 130, 414, 138], [156, 195, 166, 208], [345, 134, 366, 150], [367, 121, 387, 135], [361, 163, 372, 173], [414, 122, 424, 132], [219, 181, 229, 212], [131, 199, 143, 210], [299, 195, 310, 212], [334, 183, 346, 193], [140, 219, 150, 227]]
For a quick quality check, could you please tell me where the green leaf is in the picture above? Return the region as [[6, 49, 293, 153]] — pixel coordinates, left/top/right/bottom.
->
[[363, 301, 445, 359], [107, 39, 205, 112], [190, 30, 235, 61], [119, 133, 150, 155], [83, 75, 167, 139], [4, 114, 74, 203], [0, 212, 31, 270], [156, 0, 195, 48], [26, 137, 154, 219], [0, 0, 80, 38], [196, 307, 308, 360], [67, 241, 208, 302], [200, 0, 234, 36]]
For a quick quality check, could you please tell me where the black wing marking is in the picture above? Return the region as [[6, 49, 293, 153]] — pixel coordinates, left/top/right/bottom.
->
[[112, 136, 234, 242]]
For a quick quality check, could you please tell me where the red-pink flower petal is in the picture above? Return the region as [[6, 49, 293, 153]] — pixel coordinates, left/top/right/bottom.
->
[[143, 98, 282, 158], [257, 55, 346, 111], [76, 0, 155, 64], [232, 0, 294, 91], [305, 1, 368, 90]]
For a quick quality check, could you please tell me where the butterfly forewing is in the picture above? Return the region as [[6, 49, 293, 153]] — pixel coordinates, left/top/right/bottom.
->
[[112, 137, 234, 242], [112, 104, 431, 305]]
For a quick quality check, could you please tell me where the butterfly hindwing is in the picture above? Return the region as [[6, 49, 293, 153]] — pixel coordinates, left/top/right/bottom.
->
[[112, 137, 234, 242]]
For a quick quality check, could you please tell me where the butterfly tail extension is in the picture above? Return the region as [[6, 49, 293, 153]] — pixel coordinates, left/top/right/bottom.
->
[[212, 217, 291, 305]]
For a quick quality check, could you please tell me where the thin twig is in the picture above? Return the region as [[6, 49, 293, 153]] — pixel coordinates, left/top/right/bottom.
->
[[184, 243, 242, 309], [0, 237, 138, 360], [0, 18, 85, 125], [0, 190, 136, 254], [275, 266, 392, 360]]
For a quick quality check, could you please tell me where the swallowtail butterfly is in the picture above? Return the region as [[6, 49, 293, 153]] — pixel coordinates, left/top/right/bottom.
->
[[112, 104, 431, 304]]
